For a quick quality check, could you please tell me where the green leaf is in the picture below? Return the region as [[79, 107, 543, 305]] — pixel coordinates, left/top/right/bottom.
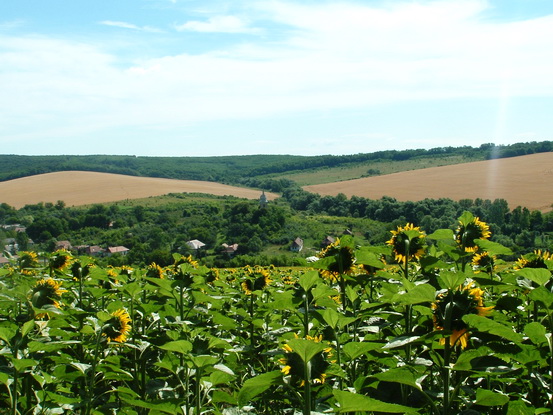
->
[[374, 367, 423, 391], [212, 390, 238, 405], [438, 270, 467, 290], [298, 270, 320, 292], [0, 372, 10, 387], [355, 249, 385, 268], [524, 322, 548, 346], [158, 340, 193, 354], [21, 320, 35, 338], [382, 336, 420, 350], [333, 390, 418, 413], [528, 286, 553, 309], [12, 358, 38, 371], [237, 371, 283, 407], [427, 229, 454, 240], [120, 397, 185, 414], [322, 308, 340, 330], [190, 355, 219, 369], [506, 400, 535, 415], [475, 388, 509, 406], [463, 315, 523, 344], [0, 327, 16, 345], [286, 338, 327, 363], [392, 283, 435, 305], [516, 268, 551, 287], [474, 239, 513, 256], [343, 341, 381, 361], [28, 340, 80, 353]]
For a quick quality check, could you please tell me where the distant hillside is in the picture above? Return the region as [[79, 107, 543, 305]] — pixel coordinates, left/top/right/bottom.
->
[[1, 141, 551, 187], [303, 153, 553, 212], [0, 171, 278, 209]]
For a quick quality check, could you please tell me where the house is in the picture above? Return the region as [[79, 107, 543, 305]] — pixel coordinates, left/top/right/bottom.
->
[[107, 246, 130, 256], [186, 239, 206, 250], [290, 237, 304, 252], [55, 240, 72, 251], [221, 243, 239, 256], [85, 245, 105, 257], [321, 236, 335, 248]]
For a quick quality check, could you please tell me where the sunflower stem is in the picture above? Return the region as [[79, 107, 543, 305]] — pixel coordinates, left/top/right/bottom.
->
[[303, 361, 312, 415], [85, 330, 103, 415]]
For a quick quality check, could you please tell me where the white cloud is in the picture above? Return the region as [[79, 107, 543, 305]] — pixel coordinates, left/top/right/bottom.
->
[[175, 15, 260, 34], [2, 0, 553, 152], [99, 20, 162, 33]]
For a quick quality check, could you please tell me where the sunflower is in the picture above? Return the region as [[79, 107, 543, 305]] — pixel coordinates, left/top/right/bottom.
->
[[146, 262, 165, 279], [472, 252, 496, 274], [515, 249, 552, 270], [279, 334, 332, 386], [49, 249, 73, 270], [102, 308, 132, 343], [317, 238, 361, 282], [432, 282, 493, 349], [241, 268, 272, 295], [31, 278, 67, 310], [455, 215, 491, 253], [386, 223, 426, 264], [19, 251, 39, 270], [205, 268, 219, 284]]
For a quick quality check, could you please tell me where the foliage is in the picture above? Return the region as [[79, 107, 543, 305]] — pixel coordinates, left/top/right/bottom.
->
[[1, 141, 551, 185], [1, 213, 553, 414]]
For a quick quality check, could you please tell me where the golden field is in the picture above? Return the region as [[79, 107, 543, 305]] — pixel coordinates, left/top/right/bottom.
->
[[0, 171, 278, 208], [304, 152, 553, 212]]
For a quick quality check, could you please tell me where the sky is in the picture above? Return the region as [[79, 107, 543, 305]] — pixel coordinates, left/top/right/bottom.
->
[[1, 0, 553, 157]]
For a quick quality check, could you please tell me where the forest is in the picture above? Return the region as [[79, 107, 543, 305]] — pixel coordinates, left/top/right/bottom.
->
[[1, 187, 551, 269], [0, 141, 551, 185]]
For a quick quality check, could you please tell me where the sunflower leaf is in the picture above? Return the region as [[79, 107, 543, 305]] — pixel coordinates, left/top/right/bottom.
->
[[158, 340, 193, 354], [474, 239, 513, 256], [286, 338, 327, 363], [427, 229, 454, 240], [463, 314, 523, 344], [525, 322, 548, 346], [237, 371, 283, 407], [474, 388, 509, 406], [298, 270, 320, 292], [333, 390, 419, 413], [516, 268, 551, 287]]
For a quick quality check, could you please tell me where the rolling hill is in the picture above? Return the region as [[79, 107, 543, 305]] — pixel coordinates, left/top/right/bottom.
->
[[0, 171, 278, 209], [303, 152, 553, 212]]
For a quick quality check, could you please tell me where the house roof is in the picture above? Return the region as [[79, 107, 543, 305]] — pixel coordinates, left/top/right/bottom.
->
[[108, 246, 129, 254], [292, 237, 304, 246], [186, 239, 206, 250]]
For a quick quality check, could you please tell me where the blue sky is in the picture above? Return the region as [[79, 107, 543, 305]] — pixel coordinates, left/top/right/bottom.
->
[[1, 0, 552, 156]]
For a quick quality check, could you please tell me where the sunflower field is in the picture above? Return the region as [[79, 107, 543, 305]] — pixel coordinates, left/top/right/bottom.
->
[[0, 211, 552, 414]]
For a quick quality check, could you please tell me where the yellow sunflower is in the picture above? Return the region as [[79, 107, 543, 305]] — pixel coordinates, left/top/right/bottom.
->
[[102, 309, 132, 343], [19, 251, 39, 270], [241, 268, 272, 295], [386, 223, 426, 264], [317, 238, 362, 282], [31, 278, 67, 310], [432, 282, 493, 349], [472, 252, 497, 274], [515, 249, 552, 270], [279, 334, 332, 386], [49, 249, 73, 270], [146, 262, 165, 279], [455, 214, 491, 253]]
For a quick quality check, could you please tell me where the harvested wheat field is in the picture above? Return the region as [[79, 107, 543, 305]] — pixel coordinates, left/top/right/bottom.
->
[[0, 171, 278, 209], [304, 152, 553, 212]]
